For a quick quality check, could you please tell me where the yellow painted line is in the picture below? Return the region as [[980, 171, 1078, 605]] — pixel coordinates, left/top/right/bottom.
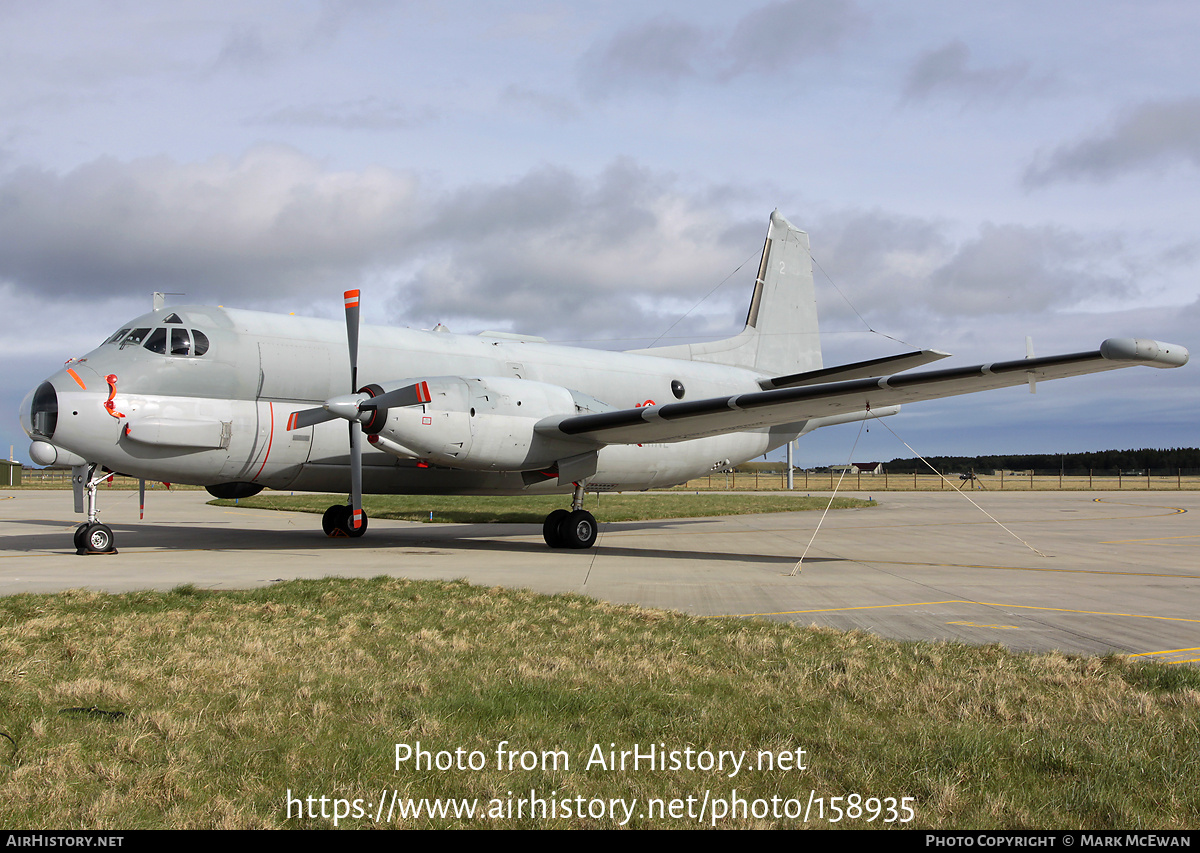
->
[[711, 600, 965, 617], [1101, 535, 1200, 545], [712, 600, 1200, 625], [840, 559, 1200, 580], [947, 621, 1018, 630], [1093, 497, 1188, 515], [1128, 647, 1200, 657]]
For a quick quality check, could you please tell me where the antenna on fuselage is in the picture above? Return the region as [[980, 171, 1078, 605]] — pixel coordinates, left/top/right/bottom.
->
[[153, 292, 186, 310]]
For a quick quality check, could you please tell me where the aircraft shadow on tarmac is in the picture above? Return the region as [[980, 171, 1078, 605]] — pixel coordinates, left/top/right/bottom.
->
[[5, 517, 820, 567]]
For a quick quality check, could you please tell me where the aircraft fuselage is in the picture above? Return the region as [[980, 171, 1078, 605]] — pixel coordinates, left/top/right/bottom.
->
[[24, 305, 793, 496]]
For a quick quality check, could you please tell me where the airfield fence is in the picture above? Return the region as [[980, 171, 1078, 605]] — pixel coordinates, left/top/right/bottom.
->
[[678, 468, 1200, 492], [11, 469, 200, 490], [14, 467, 1200, 493]]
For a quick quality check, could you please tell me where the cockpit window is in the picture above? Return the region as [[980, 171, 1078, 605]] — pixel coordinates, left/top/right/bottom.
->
[[121, 328, 152, 349], [144, 328, 168, 354], [163, 313, 182, 324], [170, 328, 191, 355], [108, 324, 210, 356]]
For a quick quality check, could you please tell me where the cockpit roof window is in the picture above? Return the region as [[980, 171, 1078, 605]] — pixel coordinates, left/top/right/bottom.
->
[[164, 313, 182, 324]]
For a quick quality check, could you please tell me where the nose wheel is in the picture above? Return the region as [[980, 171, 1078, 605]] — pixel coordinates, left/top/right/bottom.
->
[[75, 522, 116, 555]]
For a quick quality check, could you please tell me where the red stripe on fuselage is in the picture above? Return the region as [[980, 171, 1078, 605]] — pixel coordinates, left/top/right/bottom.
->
[[253, 402, 275, 481]]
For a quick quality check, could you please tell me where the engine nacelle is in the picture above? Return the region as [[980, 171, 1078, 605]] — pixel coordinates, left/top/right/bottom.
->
[[370, 376, 588, 471]]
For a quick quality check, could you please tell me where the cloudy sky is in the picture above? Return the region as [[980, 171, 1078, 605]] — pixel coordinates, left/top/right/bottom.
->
[[3, 1, 1197, 467]]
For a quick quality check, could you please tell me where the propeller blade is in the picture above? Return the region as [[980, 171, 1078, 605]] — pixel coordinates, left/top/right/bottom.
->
[[344, 289, 360, 392], [366, 381, 432, 410], [349, 420, 363, 530], [287, 407, 338, 430], [344, 290, 364, 531]]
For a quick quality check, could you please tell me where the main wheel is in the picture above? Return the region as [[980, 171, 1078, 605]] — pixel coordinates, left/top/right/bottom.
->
[[85, 523, 115, 553], [543, 509, 569, 548], [323, 504, 368, 538], [73, 523, 90, 552], [559, 509, 598, 550]]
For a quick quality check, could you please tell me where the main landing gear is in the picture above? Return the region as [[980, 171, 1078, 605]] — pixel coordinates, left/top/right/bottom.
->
[[322, 504, 368, 538], [73, 463, 117, 555], [542, 482, 598, 550]]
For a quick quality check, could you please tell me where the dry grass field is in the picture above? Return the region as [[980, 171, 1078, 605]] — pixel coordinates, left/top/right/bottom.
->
[[1, 578, 1198, 829]]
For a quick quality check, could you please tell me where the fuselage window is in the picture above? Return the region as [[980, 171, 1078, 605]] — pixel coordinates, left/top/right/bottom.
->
[[144, 328, 168, 354], [121, 328, 152, 349]]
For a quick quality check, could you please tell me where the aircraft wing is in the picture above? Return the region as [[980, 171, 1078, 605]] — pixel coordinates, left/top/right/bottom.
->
[[536, 338, 1188, 446]]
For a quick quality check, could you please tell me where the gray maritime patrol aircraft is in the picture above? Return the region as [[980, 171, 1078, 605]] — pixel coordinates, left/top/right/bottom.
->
[[19, 212, 1189, 554]]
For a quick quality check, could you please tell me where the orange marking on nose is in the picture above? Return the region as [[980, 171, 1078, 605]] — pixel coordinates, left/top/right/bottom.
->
[[66, 368, 86, 389]]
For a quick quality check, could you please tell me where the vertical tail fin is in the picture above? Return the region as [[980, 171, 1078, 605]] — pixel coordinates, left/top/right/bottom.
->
[[636, 210, 822, 375]]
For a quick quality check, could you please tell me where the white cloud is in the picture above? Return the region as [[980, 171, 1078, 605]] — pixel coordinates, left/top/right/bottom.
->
[[0, 145, 423, 304]]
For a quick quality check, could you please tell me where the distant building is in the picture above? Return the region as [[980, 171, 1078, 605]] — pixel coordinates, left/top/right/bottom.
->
[[850, 462, 883, 474], [1, 460, 21, 486]]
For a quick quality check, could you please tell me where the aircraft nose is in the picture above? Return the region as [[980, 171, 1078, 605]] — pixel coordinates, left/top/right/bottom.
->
[[19, 364, 104, 441], [20, 381, 58, 440]]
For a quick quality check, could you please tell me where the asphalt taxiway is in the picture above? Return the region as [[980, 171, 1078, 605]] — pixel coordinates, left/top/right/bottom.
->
[[2, 488, 1197, 662]]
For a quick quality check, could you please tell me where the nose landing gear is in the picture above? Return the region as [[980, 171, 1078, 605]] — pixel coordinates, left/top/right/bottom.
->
[[72, 464, 118, 555]]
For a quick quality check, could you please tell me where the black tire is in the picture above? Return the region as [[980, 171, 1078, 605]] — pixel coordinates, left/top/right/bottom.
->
[[559, 509, 598, 550], [85, 523, 114, 553], [322, 505, 345, 537], [543, 509, 569, 548], [74, 523, 90, 552], [323, 504, 368, 538]]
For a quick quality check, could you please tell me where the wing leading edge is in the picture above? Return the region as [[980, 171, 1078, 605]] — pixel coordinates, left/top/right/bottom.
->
[[535, 338, 1188, 446]]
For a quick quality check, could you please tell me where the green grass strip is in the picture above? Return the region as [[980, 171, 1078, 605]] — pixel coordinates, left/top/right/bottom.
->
[[209, 492, 873, 524]]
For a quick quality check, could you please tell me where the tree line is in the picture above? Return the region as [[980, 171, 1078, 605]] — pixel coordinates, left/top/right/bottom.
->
[[880, 447, 1200, 474]]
